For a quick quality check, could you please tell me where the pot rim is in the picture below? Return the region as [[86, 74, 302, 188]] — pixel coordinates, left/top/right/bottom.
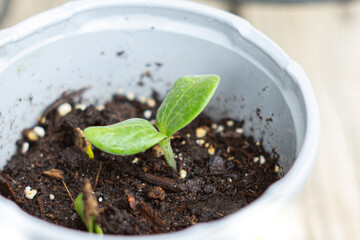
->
[[0, 0, 320, 238]]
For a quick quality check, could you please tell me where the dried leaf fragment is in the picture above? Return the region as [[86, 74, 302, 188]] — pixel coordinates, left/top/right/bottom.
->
[[83, 179, 99, 220], [126, 190, 137, 211], [42, 169, 64, 180]]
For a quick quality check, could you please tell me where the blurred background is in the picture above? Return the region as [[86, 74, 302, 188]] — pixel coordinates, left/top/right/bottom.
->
[[1, 0, 359, 239]]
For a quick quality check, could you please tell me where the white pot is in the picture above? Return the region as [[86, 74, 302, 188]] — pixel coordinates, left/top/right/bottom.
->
[[0, 0, 320, 239]]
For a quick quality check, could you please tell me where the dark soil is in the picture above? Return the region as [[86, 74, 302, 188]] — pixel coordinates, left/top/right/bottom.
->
[[0, 90, 279, 235]]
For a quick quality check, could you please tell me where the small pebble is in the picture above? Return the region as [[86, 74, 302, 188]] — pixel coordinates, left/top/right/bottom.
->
[[132, 157, 139, 164], [209, 155, 225, 173], [253, 157, 259, 163], [259, 155, 266, 165], [96, 105, 105, 111], [152, 145, 164, 157], [204, 184, 214, 194], [146, 98, 156, 108], [144, 110, 152, 119], [33, 126, 45, 138], [186, 133, 191, 138], [57, 102, 72, 117], [205, 143, 210, 148], [181, 140, 186, 145], [126, 92, 135, 101], [49, 194, 55, 200], [139, 96, 146, 104], [235, 128, 244, 134], [21, 142, 30, 154], [226, 120, 234, 127], [216, 125, 224, 133], [196, 127, 207, 138], [75, 104, 86, 111], [228, 178, 233, 183], [196, 139, 205, 146], [24, 186, 37, 200], [211, 123, 218, 129], [208, 146, 215, 155], [179, 169, 187, 179], [256, 141, 261, 146], [116, 88, 123, 95], [98, 197, 103, 203], [27, 130, 39, 141], [274, 165, 279, 173]]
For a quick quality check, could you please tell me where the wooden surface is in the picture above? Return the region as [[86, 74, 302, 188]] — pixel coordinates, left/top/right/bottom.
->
[[1, 0, 359, 239], [239, 2, 360, 239]]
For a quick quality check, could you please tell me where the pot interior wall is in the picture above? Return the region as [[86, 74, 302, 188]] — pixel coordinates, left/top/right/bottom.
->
[[0, 4, 305, 176]]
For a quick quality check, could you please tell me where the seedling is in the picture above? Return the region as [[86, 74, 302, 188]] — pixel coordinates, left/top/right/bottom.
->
[[84, 74, 220, 171], [74, 180, 103, 234]]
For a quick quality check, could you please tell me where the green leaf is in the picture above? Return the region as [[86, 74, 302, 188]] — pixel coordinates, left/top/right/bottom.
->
[[156, 74, 220, 137], [74, 194, 103, 234], [84, 118, 166, 155]]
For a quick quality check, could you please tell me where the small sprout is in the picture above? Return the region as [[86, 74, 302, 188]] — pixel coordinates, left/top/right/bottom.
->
[[33, 126, 45, 138], [146, 98, 156, 108], [179, 169, 187, 179], [21, 142, 30, 154], [74, 128, 94, 159], [57, 102, 72, 117], [226, 120, 234, 127], [144, 110, 152, 119], [84, 75, 220, 171], [49, 194, 55, 200], [75, 180, 103, 234], [24, 186, 37, 200], [196, 127, 208, 138], [235, 128, 244, 134]]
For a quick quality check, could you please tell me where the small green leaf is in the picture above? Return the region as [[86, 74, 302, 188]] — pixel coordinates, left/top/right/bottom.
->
[[84, 118, 166, 155], [74, 194, 103, 234], [156, 74, 220, 137]]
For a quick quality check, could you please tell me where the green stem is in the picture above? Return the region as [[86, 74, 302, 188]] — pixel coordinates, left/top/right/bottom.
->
[[158, 137, 177, 171]]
